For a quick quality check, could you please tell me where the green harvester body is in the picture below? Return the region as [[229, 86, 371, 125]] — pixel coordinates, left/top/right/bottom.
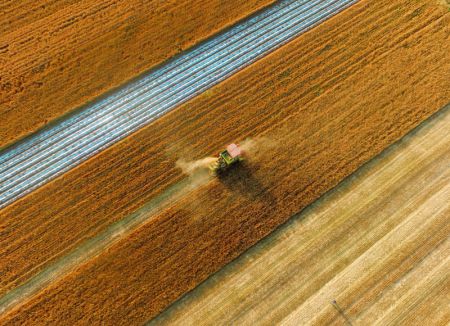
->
[[210, 143, 243, 175]]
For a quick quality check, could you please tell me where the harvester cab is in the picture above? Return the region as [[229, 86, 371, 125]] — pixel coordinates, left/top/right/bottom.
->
[[210, 143, 243, 175]]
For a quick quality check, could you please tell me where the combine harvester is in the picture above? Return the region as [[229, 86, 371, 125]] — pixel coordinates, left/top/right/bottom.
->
[[210, 143, 244, 176]]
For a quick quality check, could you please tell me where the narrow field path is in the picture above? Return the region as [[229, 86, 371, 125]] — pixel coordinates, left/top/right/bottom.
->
[[0, 178, 193, 316]]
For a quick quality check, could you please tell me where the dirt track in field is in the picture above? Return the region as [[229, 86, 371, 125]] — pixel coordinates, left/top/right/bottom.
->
[[153, 105, 450, 326], [0, 0, 275, 148], [0, 0, 449, 323]]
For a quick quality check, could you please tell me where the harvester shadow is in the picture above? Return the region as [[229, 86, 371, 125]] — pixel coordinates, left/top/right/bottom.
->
[[217, 162, 275, 203]]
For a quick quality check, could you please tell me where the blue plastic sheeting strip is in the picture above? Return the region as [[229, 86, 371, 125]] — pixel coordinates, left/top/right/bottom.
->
[[0, 0, 356, 208]]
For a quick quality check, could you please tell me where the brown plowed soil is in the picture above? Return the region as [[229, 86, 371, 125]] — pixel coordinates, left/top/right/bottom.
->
[[1, 0, 449, 323], [0, 0, 275, 149]]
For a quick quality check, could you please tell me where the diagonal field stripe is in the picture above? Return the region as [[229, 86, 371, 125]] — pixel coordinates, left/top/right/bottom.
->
[[0, 0, 357, 208]]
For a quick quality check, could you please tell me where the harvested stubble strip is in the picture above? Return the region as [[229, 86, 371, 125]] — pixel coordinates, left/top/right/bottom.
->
[[1, 0, 450, 323], [152, 106, 450, 325], [0, 0, 275, 148]]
